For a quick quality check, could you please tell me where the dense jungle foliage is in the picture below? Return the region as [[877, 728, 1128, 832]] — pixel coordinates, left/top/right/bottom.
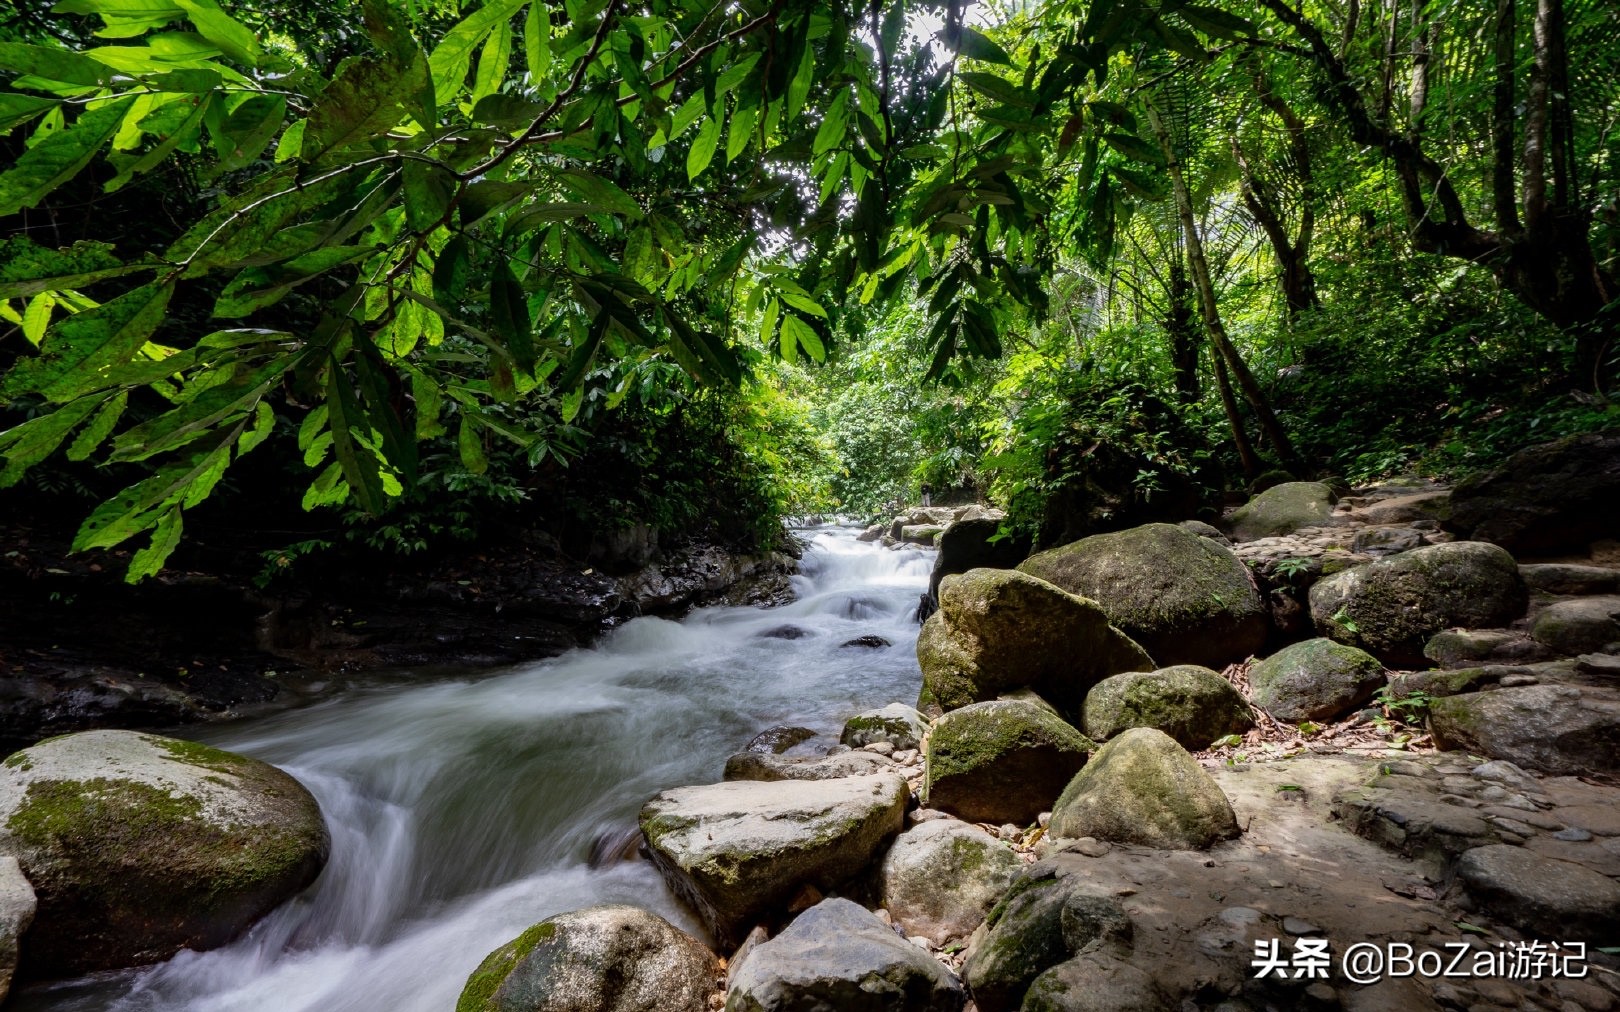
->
[[0, 0, 1616, 576]]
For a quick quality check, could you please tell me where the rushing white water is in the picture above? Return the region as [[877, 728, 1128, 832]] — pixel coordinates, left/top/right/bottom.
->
[[16, 526, 932, 1012]]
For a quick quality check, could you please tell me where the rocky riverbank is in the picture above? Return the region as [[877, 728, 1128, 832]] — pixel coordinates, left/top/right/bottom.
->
[[0, 524, 798, 754], [4, 431, 1618, 1010]]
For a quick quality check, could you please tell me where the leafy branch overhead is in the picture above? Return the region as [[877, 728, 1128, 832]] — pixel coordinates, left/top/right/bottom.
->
[[1, 0, 1614, 578]]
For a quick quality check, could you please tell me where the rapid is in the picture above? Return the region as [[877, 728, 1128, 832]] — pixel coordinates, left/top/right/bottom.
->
[[19, 525, 931, 1012]]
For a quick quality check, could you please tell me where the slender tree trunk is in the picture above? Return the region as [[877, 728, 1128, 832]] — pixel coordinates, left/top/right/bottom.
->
[[1145, 98, 1306, 472], [1167, 252, 1201, 402], [1211, 343, 1261, 479]]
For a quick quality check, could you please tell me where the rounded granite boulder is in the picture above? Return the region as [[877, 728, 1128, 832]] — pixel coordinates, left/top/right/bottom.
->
[[0, 729, 329, 978]]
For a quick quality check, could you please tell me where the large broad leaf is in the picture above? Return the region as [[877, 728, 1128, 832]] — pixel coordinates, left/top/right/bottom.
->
[[428, 0, 527, 100], [946, 26, 1012, 65], [0, 94, 62, 135], [301, 54, 419, 163], [0, 43, 113, 87], [1102, 130, 1164, 165], [489, 262, 534, 371], [108, 357, 292, 461], [403, 159, 457, 232], [173, 0, 262, 66], [2, 281, 174, 402], [213, 245, 372, 317], [557, 168, 641, 219], [687, 114, 721, 181], [0, 237, 153, 299], [0, 393, 112, 487], [52, 0, 186, 40], [0, 97, 134, 216], [165, 166, 357, 272]]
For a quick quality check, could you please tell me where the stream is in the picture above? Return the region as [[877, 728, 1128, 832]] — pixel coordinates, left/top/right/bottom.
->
[[19, 524, 932, 1012]]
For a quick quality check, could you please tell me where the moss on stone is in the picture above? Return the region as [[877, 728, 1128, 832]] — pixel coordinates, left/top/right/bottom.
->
[[456, 921, 558, 1012], [147, 736, 248, 776], [1082, 666, 1253, 749], [926, 703, 1092, 785]]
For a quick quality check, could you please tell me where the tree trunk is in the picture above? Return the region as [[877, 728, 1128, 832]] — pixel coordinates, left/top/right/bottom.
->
[[1167, 253, 1201, 402], [1145, 98, 1306, 473], [1211, 343, 1261, 479]]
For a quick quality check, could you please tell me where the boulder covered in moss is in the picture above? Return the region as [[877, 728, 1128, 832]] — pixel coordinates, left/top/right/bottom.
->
[[1448, 429, 1620, 555], [1082, 666, 1254, 749], [0, 857, 33, 1003], [840, 703, 928, 751], [457, 904, 717, 1012], [1428, 684, 1620, 775], [1022, 950, 1172, 1012], [924, 700, 1094, 824], [725, 897, 964, 1012], [1247, 638, 1386, 724], [879, 819, 1021, 945], [1016, 523, 1267, 669], [1530, 596, 1620, 656], [961, 875, 1132, 1012], [0, 729, 328, 978], [1221, 481, 1336, 542], [917, 569, 1152, 717], [1048, 728, 1239, 850], [639, 774, 906, 947], [1308, 541, 1528, 667]]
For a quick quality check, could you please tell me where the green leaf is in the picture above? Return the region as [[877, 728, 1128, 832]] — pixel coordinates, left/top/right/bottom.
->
[[558, 168, 641, 219], [778, 291, 826, 318], [0, 394, 109, 487], [301, 55, 416, 163], [726, 103, 757, 162], [786, 40, 814, 120], [780, 312, 824, 362], [0, 94, 61, 135], [428, 0, 526, 100], [0, 97, 134, 216], [325, 354, 388, 513], [1176, 5, 1255, 39], [109, 357, 293, 461], [556, 312, 607, 389], [236, 400, 274, 455], [457, 415, 488, 473], [66, 389, 129, 460], [489, 262, 533, 371], [211, 93, 282, 174], [949, 26, 1012, 65], [174, 0, 262, 66], [0, 42, 113, 87], [53, 0, 186, 39], [524, 1, 551, 81], [812, 91, 848, 156], [1150, 15, 1209, 61], [687, 113, 721, 181], [403, 159, 457, 232], [471, 19, 512, 104], [958, 71, 1031, 108], [21, 292, 55, 346], [213, 245, 371, 317], [105, 91, 212, 191], [1103, 130, 1164, 165], [432, 234, 472, 304], [124, 506, 184, 583], [3, 281, 174, 402]]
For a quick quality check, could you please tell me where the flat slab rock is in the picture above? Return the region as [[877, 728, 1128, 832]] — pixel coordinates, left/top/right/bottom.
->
[[989, 754, 1620, 1011], [725, 897, 964, 1012], [639, 774, 906, 947]]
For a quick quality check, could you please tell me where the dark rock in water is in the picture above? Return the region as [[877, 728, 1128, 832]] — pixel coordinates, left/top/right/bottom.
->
[[840, 635, 891, 649], [725, 897, 965, 1012], [1449, 429, 1620, 555], [746, 726, 818, 754], [587, 825, 644, 868], [458, 904, 717, 1012], [760, 626, 809, 641]]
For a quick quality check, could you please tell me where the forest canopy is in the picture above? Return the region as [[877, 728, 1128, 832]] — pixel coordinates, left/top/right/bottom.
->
[[1, 0, 1616, 577]]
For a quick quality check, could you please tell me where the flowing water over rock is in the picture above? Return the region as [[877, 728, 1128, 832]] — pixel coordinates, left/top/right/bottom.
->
[[18, 526, 930, 1012]]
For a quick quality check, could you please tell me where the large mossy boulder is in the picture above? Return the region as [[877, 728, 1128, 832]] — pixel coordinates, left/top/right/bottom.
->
[[1530, 596, 1620, 656], [1016, 523, 1267, 669], [1308, 541, 1528, 667], [1048, 728, 1239, 850], [961, 875, 1132, 1012], [725, 897, 964, 1012], [1022, 951, 1173, 1012], [879, 819, 1021, 945], [1449, 430, 1620, 555], [457, 905, 718, 1012], [917, 568, 1153, 717], [1221, 481, 1337, 542], [639, 774, 906, 946], [924, 700, 1094, 824], [1427, 684, 1620, 775], [1247, 638, 1386, 724], [0, 857, 33, 1004], [1082, 666, 1253, 749], [0, 730, 329, 978], [926, 518, 1031, 606]]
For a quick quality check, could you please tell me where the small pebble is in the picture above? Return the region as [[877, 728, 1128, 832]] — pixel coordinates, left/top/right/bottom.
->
[[1282, 916, 1321, 935], [862, 741, 895, 756], [1037, 811, 1051, 828], [892, 749, 917, 764], [998, 823, 1021, 842], [1554, 826, 1594, 842], [1070, 837, 1111, 858]]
